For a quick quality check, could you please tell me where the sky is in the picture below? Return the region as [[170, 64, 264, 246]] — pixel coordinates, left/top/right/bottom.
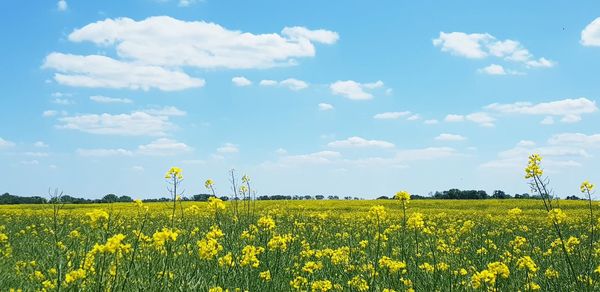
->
[[1, 0, 600, 199]]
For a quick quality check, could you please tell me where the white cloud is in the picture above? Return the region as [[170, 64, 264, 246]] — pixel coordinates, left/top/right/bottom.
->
[[142, 106, 186, 116], [280, 78, 308, 90], [540, 116, 555, 125], [548, 133, 600, 148], [78, 138, 192, 157], [330, 80, 384, 100], [435, 133, 467, 141], [34, 141, 48, 148], [433, 31, 554, 69], [43, 53, 205, 91], [318, 103, 334, 111], [278, 151, 341, 165], [217, 143, 239, 154], [0, 138, 15, 149], [485, 97, 597, 123], [259, 80, 278, 86], [407, 114, 420, 121], [444, 114, 465, 122], [20, 160, 39, 165], [57, 0, 67, 11], [137, 138, 192, 156], [57, 112, 173, 136], [77, 148, 133, 157], [43, 110, 58, 117], [581, 17, 600, 46], [373, 111, 411, 120], [67, 16, 338, 69], [479, 64, 506, 75], [424, 119, 439, 125], [258, 78, 308, 90], [433, 32, 492, 58], [327, 136, 394, 149], [178, 0, 200, 7], [90, 95, 133, 104], [481, 139, 590, 169], [275, 148, 288, 155], [52, 98, 74, 105], [466, 112, 495, 127], [232, 76, 252, 87], [444, 112, 494, 127]]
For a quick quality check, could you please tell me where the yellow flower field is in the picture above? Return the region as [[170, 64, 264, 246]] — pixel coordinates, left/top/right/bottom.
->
[[0, 198, 599, 291], [0, 156, 598, 291]]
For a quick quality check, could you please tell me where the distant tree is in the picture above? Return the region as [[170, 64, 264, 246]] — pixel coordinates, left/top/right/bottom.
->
[[492, 190, 510, 199], [303, 195, 312, 200], [344, 196, 352, 200], [566, 195, 581, 200], [328, 195, 339, 200], [102, 194, 119, 203], [220, 196, 229, 201], [118, 195, 133, 202], [192, 194, 212, 201], [315, 195, 324, 200], [377, 196, 390, 200]]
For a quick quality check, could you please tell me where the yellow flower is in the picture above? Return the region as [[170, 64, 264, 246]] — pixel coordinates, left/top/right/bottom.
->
[[516, 256, 538, 273], [407, 213, 425, 230], [471, 269, 496, 289], [197, 238, 222, 260], [394, 191, 411, 203], [218, 252, 235, 267], [524, 153, 543, 179], [581, 180, 595, 193], [208, 287, 223, 292], [419, 262, 434, 273], [205, 179, 214, 189], [347, 276, 369, 292], [86, 209, 109, 227], [63, 268, 86, 286], [165, 166, 183, 180], [259, 270, 271, 282], [257, 215, 276, 231], [547, 208, 567, 225], [290, 276, 308, 290], [302, 261, 323, 274], [311, 280, 333, 292], [208, 197, 226, 212], [268, 234, 293, 251], [487, 262, 509, 279], [508, 208, 522, 216], [545, 267, 559, 278], [368, 205, 387, 221], [152, 228, 179, 249], [240, 245, 264, 268], [379, 256, 407, 273]]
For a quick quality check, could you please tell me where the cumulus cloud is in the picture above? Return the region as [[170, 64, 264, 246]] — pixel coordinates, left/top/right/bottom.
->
[[481, 139, 589, 169], [217, 143, 239, 154], [0, 138, 15, 149], [318, 103, 334, 111], [327, 136, 394, 149], [142, 106, 186, 116], [77, 138, 192, 157], [435, 133, 467, 141], [259, 78, 308, 90], [77, 148, 133, 157], [137, 138, 192, 156], [277, 151, 342, 165], [43, 53, 205, 91], [90, 95, 133, 104], [424, 119, 439, 125], [67, 16, 338, 69], [485, 97, 597, 123], [444, 112, 495, 127], [373, 111, 411, 120], [232, 76, 252, 87], [433, 31, 554, 69], [52, 98, 74, 105], [548, 133, 600, 148], [57, 112, 174, 136], [43, 110, 58, 117], [330, 80, 384, 100], [581, 17, 600, 46], [57, 0, 67, 11]]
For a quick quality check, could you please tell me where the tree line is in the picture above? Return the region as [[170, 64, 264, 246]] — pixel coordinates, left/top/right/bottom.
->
[[0, 189, 586, 205]]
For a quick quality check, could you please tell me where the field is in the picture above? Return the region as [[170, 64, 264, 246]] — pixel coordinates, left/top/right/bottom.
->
[[1, 197, 599, 291]]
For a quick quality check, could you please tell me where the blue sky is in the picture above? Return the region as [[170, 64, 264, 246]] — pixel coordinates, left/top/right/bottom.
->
[[1, 0, 600, 199]]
